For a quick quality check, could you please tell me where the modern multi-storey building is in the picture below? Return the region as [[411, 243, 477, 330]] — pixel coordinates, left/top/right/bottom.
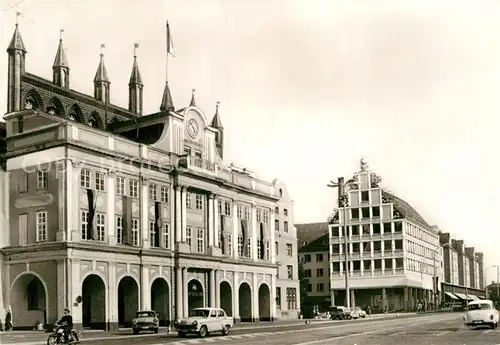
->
[[274, 183, 300, 319], [329, 160, 444, 312], [440, 233, 485, 303], [0, 22, 298, 329]]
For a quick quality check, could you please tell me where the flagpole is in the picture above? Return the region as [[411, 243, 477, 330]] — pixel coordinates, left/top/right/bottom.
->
[[166, 20, 169, 83]]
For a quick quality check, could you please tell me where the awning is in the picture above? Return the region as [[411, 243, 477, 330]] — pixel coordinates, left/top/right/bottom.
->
[[444, 292, 459, 299], [468, 295, 480, 301], [454, 293, 468, 300], [479, 296, 486, 299]]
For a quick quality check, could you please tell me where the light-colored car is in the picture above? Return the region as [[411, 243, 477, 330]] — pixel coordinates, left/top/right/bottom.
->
[[463, 299, 499, 329], [174, 307, 234, 338], [132, 310, 159, 334], [354, 307, 366, 318]]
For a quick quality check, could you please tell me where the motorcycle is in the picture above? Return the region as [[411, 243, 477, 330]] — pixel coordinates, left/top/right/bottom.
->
[[46, 322, 80, 345]]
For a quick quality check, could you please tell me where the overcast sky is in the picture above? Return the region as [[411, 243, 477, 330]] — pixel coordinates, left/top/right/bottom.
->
[[1, 0, 500, 282]]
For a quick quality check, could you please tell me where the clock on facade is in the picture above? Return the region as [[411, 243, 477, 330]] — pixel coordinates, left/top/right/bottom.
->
[[187, 118, 199, 139]]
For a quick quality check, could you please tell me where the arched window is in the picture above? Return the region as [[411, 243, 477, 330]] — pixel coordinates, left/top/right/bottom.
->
[[88, 118, 97, 127]]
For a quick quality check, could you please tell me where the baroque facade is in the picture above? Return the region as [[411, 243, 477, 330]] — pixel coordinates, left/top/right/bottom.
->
[[328, 160, 444, 312], [0, 23, 299, 329]]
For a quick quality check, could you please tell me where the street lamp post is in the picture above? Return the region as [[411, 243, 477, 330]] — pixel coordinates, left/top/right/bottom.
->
[[328, 175, 360, 311]]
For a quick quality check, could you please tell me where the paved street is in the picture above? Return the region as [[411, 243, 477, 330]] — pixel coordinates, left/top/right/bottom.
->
[[5, 312, 489, 345]]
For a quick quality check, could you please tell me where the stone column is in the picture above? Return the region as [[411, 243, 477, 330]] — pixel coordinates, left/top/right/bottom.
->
[[56, 260, 66, 319], [181, 187, 187, 242], [271, 274, 277, 321], [213, 196, 219, 247], [208, 195, 214, 247], [382, 287, 388, 310], [140, 176, 149, 249], [141, 265, 150, 310], [330, 289, 336, 307], [215, 271, 221, 308], [210, 270, 216, 307], [175, 267, 183, 320], [403, 286, 409, 311], [251, 205, 258, 260], [107, 169, 116, 245], [183, 268, 189, 318], [108, 262, 118, 331], [70, 260, 82, 328], [252, 274, 259, 322], [350, 290, 356, 308], [233, 273, 240, 322], [169, 184, 175, 250]]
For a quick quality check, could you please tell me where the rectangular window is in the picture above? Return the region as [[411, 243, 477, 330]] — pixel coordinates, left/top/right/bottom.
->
[[286, 288, 297, 310], [284, 221, 289, 232], [316, 268, 324, 277], [95, 172, 105, 191], [361, 191, 369, 202], [286, 243, 293, 257], [195, 194, 203, 210], [287, 265, 293, 279], [184, 146, 191, 155], [275, 219, 279, 231], [317, 283, 324, 292], [224, 201, 231, 216], [218, 200, 223, 215], [275, 241, 279, 256], [96, 213, 105, 241], [37, 170, 48, 190], [257, 239, 262, 259], [149, 221, 158, 248], [116, 177, 125, 195], [316, 253, 324, 262], [18, 172, 28, 192], [266, 241, 270, 260], [197, 228, 205, 253], [244, 207, 250, 220], [81, 210, 90, 240], [186, 227, 192, 250], [80, 168, 91, 188], [276, 287, 281, 308], [227, 234, 233, 257], [284, 209, 288, 217], [116, 216, 123, 244], [186, 192, 192, 208], [129, 180, 139, 198], [256, 209, 262, 223], [306, 284, 312, 293], [238, 236, 244, 257], [160, 185, 169, 203], [237, 205, 243, 219], [303, 254, 311, 263], [263, 209, 269, 223], [247, 238, 252, 259], [163, 224, 170, 249], [131, 219, 139, 246], [149, 184, 157, 201], [36, 211, 47, 242]]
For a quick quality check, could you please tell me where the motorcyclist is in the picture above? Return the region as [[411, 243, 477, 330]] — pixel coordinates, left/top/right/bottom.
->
[[57, 308, 73, 343]]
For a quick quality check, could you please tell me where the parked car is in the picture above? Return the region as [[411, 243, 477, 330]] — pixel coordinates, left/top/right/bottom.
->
[[463, 299, 499, 329], [174, 307, 234, 338], [132, 310, 159, 334], [354, 307, 366, 318], [328, 306, 354, 320]]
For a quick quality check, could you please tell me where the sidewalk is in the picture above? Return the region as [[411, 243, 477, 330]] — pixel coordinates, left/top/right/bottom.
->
[[0, 312, 419, 345]]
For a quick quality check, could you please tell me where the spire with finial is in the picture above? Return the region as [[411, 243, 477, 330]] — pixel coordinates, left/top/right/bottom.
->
[[189, 89, 196, 107], [93, 44, 110, 102], [211, 101, 224, 159], [160, 82, 174, 112], [128, 43, 143, 115], [7, 12, 27, 113], [52, 29, 70, 88]]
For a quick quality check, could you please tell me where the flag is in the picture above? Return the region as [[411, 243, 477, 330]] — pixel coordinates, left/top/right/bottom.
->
[[101, 44, 105, 49], [167, 21, 175, 57], [134, 43, 139, 48]]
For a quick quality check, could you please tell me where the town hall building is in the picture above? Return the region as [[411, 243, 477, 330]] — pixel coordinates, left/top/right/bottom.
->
[[0, 22, 300, 329]]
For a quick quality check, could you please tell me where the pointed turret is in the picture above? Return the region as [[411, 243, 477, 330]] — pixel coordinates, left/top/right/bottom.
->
[[160, 82, 174, 112], [211, 101, 224, 159], [189, 89, 196, 107], [128, 44, 143, 115], [7, 22, 27, 113], [93, 46, 110, 103], [52, 31, 70, 89]]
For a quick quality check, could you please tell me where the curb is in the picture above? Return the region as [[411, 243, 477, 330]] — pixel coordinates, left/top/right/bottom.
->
[[2, 312, 453, 345]]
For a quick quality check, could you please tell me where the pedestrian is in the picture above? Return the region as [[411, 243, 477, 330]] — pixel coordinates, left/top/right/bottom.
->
[[4, 309, 12, 331], [367, 305, 371, 315]]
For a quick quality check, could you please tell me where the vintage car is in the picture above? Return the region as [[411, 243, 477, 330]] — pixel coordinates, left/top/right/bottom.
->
[[328, 306, 356, 320], [463, 299, 499, 329], [132, 310, 159, 334], [174, 307, 234, 338], [354, 306, 366, 318]]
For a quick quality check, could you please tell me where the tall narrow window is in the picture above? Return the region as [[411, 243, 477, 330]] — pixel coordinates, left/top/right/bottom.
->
[[160, 186, 169, 203], [131, 219, 139, 246], [116, 216, 123, 244], [37, 170, 48, 190], [81, 211, 89, 240], [197, 228, 205, 253], [195, 194, 203, 210], [238, 236, 244, 257], [149, 221, 159, 247], [186, 227, 192, 250], [80, 168, 91, 188], [96, 214, 105, 241], [19, 214, 28, 245], [186, 193, 192, 208], [36, 211, 47, 242], [163, 224, 170, 249], [95, 172, 105, 191], [257, 239, 262, 259], [129, 180, 139, 198], [287, 288, 297, 310], [227, 235, 233, 257], [116, 177, 125, 195], [266, 241, 270, 260], [149, 184, 157, 201]]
